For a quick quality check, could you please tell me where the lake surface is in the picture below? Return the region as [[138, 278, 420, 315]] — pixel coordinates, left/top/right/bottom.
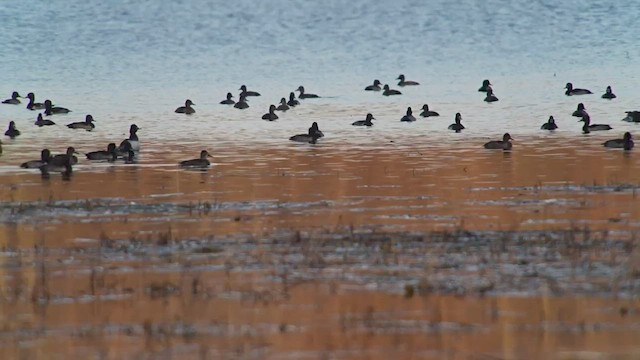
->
[[1, 0, 640, 359]]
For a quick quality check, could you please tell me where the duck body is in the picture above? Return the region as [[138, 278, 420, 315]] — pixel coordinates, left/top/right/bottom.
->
[[239, 85, 261, 97], [2, 91, 21, 104], [26, 93, 45, 110], [622, 111, 640, 123], [397, 74, 419, 86], [118, 124, 140, 154], [44, 100, 71, 115], [67, 115, 95, 131], [276, 98, 290, 111], [365, 80, 382, 91], [180, 150, 212, 168], [565, 82, 592, 96], [21, 149, 51, 168], [400, 107, 416, 122], [220, 93, 235, 105], [420, 104, 439, 117], [51, 147, 79, 166], [484, 133, 513, 150], [448, 113, 465, 132], [5, 121, 20, 138], [352, 113, 374, 127], [287, 92, 300, 107], [478, 79, 492, 92], [175, 99, 195, 114], [603, 132, 633, 150], [484, 88, 499, 102], [602, 86, 616, 99], [541, 116, 558, 130], [35, 113, 56, 127], [297, 86, 319, 99], [262, 105, 279, 121], [382, 84, 401, 96], [86, 143, 117, 161], [234, 95, 249, 109]]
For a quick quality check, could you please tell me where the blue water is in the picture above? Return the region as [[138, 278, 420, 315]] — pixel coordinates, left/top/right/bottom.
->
[[1, 0, 639, 162]]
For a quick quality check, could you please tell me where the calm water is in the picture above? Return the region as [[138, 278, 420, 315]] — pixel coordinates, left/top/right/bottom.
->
[[1, 1, 640, 359]]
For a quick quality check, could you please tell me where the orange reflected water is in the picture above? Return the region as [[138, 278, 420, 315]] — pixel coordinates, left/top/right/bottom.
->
[[1, 139, 640, 359]]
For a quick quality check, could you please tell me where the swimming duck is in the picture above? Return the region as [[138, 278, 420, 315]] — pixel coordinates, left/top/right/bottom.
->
[[484, 87, 499, 102], [118, 124, 140, 153], [234, 94, 249, 109], [352, 113, 374, 126], [262, 105, 279, 121], [220, 92, 235, 105], [448, 113, 465, 132], [275, 98, 290, 111], [35, 113, 55, 127], [66, 115, 96, 131], [601, 86, 616, 99], [26, 93, 45, 110], [603, 132, 633, 150], [382, 84, 401, 96], [20, 149, 51, 168], [397, 74, 419, 86], [287, 92, 300, 107], [2, 91, 21, 104], [297, 86, 319, 99], [44, 99, 71, 115], [51, 147, 79, 165], [86, 143, 117, 161], [400, 107, 416, 122], [572, 103, 587, 117], [39, 154, 73, 178], [484, 133, 513, 150], [5, 121, 20, 138], [622, 111, 640, 123], [580, 114, 611, 133], [175, 99, 195, 114], [365, 80, 382, 91], [478, 79, 492, 92], [541, 116, 558, 130], [289, 122, 324, 143], [180, 150, 212, 168], [565, 82, 592, 96], [239, 85, 261, 97], [420, 104, 440, 117], [119, 141, 137, 164]]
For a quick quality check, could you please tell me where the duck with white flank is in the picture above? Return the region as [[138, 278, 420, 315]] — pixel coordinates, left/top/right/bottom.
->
[[26, 93, 45, 110], [118, 124, 140, 154]]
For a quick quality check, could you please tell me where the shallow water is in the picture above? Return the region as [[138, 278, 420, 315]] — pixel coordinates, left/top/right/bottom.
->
[[2, 0, 640, 358]]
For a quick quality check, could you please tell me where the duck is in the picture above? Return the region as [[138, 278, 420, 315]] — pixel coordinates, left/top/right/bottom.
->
[[44, 99, 71, 115], [180, 150, 212, 168], [565, 82, 592, 96], [239, 85, 261, 97], [262, 105, 279, 121], [484, 133, 513, 150], [580, 114, 611, 134], [572, 103, 587, 117], [622, 111, 640, 123], [478, 79, 492, 92], [420, 104, 439, 117], [484, 87, 499, 102], [51, 147, 79, 165], [25, 93, 45, 110], [397, 74, 419, 86], [119, 141, 137, 164], [289, 122, 324, 144], [275, 98, 290, 112], [86, 143, 117, 161], [541, 116, 558, 130], [352, 113, 374, 126], [39, 154, 73, 178], [382, 84, 401, 96], [66, 115, 96, 131], [287, 92, 300, 107], [35, 113, 56, 127], [365, 80, 382, 91], [2, 91, 21, 104], [175, 99, 195, 114], [234, 94, 249, 109], [220, 92, 235, 105], [20, 149, 51, 169], [400, 107, 416, 122], [603, 132, 633, 150], [297, 86, 319, 99], [601, 86, 616, 99], [118, 124, 140, 153], [448, 113, 465, 132], [5, 121, 20, 138]]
